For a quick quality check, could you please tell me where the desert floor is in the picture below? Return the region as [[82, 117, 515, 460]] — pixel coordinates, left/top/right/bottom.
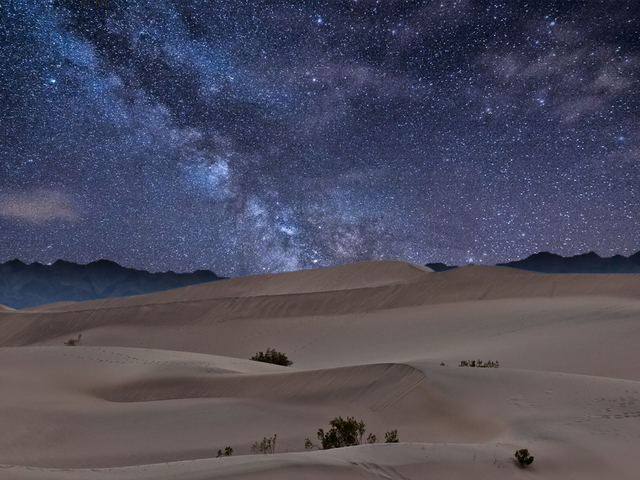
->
[[1, 260, 640, 479]]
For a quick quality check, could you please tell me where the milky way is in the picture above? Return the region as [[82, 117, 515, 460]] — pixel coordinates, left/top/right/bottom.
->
[[1, 0, 639, 276]]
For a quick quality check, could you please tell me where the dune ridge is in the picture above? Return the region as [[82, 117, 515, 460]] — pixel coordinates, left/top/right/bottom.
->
[[3, 262, 640, 348], [94, 362, 426, 411]]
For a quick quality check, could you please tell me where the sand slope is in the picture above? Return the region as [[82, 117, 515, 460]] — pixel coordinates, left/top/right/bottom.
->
[[1, 261, 640, 479]]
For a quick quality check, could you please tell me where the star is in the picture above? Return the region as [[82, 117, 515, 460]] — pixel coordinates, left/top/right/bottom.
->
[[0, 1, 637, 275]]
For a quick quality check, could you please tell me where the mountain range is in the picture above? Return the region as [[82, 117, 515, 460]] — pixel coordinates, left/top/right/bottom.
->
[[0, 259, 223, 310], [497, 251, 640, 274], [2, 250, 640, 309], [428, 251, 640, 274]]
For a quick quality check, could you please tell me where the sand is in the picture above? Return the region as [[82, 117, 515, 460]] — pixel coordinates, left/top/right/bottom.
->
[[1, 260, 640, 479]]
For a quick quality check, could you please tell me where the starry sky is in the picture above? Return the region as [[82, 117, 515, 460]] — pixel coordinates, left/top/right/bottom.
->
[[1, 0, 639, 276]]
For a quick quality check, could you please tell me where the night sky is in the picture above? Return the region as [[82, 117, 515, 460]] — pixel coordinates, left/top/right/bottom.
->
[[1, 0, 639, 276]]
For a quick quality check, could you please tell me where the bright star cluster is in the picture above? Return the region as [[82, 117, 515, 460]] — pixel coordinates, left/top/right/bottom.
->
[[1, 0, 639, 276]]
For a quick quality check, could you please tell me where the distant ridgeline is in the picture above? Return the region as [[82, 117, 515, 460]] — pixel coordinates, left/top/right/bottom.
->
[[0, 259, 224, 309], [498, 251, 640, 274], [428, 251, 640, 274], [3, 251, 639, 310]]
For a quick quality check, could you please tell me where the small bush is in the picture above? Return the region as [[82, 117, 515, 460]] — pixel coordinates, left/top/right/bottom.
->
[[250, 348, 292, 366], [317, 416, 365, 449], [216, 446, 233, 457], [63, 333, 82, 346], [251, 434, 277, 454], [459, 359, 499, 368], [514, 448, 534, 467], [307, 416, 399, 450], [384, 429, 399, 443]]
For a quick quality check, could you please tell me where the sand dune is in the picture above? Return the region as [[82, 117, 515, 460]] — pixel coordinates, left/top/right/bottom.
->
[[2, 261, 640, 479]]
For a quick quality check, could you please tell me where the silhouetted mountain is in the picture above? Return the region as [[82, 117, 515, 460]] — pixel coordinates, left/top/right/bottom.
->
[[0, 259, 225, 309], [426, 262, 458, 272], [497, 251, 640, 274]]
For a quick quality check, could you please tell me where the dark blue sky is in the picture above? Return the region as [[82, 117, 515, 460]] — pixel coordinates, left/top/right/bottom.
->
[[1, 0, 639, 276]]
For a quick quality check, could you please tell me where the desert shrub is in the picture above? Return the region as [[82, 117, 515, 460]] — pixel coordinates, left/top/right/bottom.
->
[[384, 429, 399, 443], [63, 333, 82, 346], [514, 448, 534, 467], [306, 416, 399, 450], [251, 434, 277, 454], [316, 416, 366, 449], [250, 348, 292, 366], [459, 359, 499, 368], [216, 446, 233, 457]]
